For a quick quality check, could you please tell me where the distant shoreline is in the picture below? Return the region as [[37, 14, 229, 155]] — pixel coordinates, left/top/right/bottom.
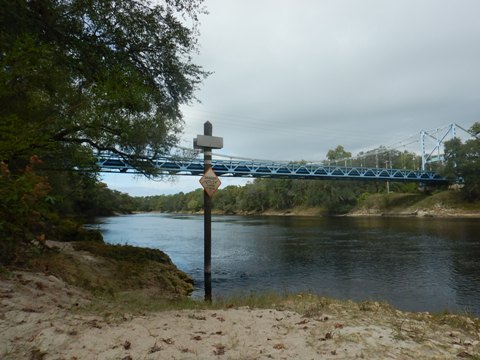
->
[[133, 207, 480, 219]]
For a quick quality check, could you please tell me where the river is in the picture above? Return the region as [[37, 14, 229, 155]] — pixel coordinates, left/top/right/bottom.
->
[[91, 213, 480, 315]]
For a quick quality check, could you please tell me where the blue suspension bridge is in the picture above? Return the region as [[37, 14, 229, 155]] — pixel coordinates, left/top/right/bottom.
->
[[96, 123, 473, 185]]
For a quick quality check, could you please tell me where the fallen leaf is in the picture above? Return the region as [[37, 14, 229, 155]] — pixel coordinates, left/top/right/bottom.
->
[[273, 343, 287, 350], [334, 323, 344, 329], [213, 343, 226, 356], [321, 331, 334, 341], [149, 344, 162, 353]]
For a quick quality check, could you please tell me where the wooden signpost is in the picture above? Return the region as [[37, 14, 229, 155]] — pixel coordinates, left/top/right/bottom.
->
[[194, 122, 223, 302]]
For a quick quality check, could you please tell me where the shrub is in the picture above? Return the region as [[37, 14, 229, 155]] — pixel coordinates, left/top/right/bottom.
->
[[0, 156, 51, 265]]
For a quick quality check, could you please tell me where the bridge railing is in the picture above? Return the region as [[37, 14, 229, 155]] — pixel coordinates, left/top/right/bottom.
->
[[96, 153, 448, 184]]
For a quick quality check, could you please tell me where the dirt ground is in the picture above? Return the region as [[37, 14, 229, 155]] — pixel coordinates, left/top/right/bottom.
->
[[1, 270, 480, 360]]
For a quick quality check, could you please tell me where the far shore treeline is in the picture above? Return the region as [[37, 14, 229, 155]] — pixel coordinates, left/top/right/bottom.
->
[[136, 178, 416, 215]]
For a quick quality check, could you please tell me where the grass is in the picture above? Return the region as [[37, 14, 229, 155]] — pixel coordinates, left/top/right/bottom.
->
[[26, 241, 194, 298], [355, 189, 480, 214], [357, 192, 427, 211], [73, 241, 173, 264], [416, 190, 480, 211], [78, 291, 297, 320], [77, 291, 397, 324], [428, 310, 480, 332]]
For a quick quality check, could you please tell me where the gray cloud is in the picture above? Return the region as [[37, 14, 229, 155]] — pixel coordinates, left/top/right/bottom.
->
[[108, 0, 480, 195], [182, 0, 480, 161]]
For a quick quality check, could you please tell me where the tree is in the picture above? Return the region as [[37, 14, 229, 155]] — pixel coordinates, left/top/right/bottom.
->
[[443, 122, 480, 200], [1, 0, 208, 174], [0, 0, 208, 264], [326, 145, 352, 165]]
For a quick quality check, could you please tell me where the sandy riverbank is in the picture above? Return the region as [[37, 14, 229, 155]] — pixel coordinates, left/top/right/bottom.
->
[[2, 269, 480, 359]]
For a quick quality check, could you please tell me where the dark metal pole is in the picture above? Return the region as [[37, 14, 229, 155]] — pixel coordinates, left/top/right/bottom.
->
[[203, 121, 212, 302]]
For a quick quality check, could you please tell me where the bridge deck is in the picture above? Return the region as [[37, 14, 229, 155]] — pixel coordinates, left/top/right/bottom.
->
[[97, 155, 447, 184]]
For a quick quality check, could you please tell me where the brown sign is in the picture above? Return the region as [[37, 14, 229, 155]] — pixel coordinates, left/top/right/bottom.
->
[[199, 168, 221, 197]]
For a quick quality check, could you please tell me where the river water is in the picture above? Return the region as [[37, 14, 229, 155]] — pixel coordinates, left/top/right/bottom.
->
[[92, 213, 480, 315]]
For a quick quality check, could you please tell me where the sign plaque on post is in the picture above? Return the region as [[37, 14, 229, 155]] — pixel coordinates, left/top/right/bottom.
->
[[199, 168, 221, 197], [194, 122, 223, 302]]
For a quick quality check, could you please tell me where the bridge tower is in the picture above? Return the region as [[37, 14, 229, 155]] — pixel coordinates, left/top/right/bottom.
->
[[420, 123, 457, 171]]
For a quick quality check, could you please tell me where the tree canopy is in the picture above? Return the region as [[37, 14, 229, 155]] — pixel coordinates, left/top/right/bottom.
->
[[0, 0, 208, 264], [326, 145, 351, 163], [443, 122, 480, 200], [1, 0, 208, 173]]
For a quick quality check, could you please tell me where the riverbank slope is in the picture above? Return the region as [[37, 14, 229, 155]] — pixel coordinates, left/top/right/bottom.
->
[[1, 241, 480, 359], [231, 190, 480, 218], [349, 190, 480, 217]]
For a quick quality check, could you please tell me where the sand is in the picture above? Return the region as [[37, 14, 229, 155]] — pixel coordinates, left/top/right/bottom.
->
[[2, 271, 480, 359]]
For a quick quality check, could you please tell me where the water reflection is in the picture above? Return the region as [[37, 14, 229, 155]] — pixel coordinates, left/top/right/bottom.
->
[[94, 214, 480, 315]]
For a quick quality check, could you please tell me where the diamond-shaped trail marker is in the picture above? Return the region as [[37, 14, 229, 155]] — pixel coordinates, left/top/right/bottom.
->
[[199, 168, 221, 197]]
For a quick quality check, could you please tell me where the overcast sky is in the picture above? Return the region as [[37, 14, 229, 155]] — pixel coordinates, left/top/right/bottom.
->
[[103, 0, 480, 196]]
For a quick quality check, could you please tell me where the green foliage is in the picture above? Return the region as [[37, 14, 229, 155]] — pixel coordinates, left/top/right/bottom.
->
[[136, 177, 412, 215], [443, 122, 480, 200], [0, 157, 138, 265], [326, 145, 352, 162], [0, 157, 51, 264], [0, 0, 207, 265], [1, 0, 207, 174], [53, 219, 103, 243]]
